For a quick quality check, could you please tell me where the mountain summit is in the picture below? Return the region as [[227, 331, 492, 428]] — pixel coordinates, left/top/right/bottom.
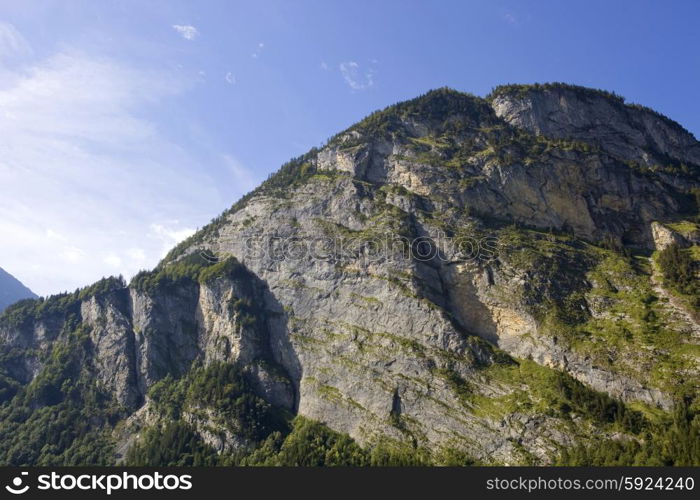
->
[[1, 84, 699, 466]]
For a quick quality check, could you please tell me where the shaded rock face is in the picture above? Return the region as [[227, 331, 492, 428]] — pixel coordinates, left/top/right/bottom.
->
[[1, 84, 699, 464], [81, 290, 141, 408]]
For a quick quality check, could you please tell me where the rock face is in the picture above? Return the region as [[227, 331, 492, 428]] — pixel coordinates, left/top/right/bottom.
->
[[0, 267, 37, 312], [1, 83, 699, 465]]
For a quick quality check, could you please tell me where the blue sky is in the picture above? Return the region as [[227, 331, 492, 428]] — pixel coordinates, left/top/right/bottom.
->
[[1, 0, 698, 295]]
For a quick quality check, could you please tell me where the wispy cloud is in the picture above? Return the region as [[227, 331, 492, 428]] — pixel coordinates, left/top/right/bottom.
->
[[172, 24, 199, 40], [502, 10, 519, 25], [222, 155, 259, 192], [225, 71, 236, 84], [251, 42, 264, 58], [0, 48, 226, 295], [0, 22, 32, 58], [339, 61, 376, 91]]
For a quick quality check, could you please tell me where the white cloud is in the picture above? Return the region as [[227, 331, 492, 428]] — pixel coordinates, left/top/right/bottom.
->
[[150, 223, 196, 257], [225, 71, 236, 84], [172, 24, 199, 40], [503, 11, 518, 25], [339, 61, 375, 91], [222, 155, 259, 193], [150, 223, 196, 243], [320, 61, 329, 71], [62, 246, 86, 264], [104, 253, 123, 268], [0, 49, 226, 295], [127, 248, 147, 261], [0, 22, 32, 58], [251, 42, 265, 58], [46, 229, 67, 241]]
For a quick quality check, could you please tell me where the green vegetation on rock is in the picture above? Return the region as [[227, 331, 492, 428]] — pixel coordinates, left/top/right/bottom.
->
[[656, 243, 700, 310], [0, 326, 119, 465]]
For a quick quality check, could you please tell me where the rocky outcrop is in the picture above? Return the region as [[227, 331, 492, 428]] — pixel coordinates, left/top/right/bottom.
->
[[651, 222, 688, 251]]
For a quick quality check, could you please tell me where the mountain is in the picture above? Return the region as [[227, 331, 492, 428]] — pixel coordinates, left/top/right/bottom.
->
[[1, 83, 699, 466], [0, 267, 37, 312]]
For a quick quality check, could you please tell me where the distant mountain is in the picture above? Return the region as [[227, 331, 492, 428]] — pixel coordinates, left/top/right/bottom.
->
[[0, 267, 37, 312]]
